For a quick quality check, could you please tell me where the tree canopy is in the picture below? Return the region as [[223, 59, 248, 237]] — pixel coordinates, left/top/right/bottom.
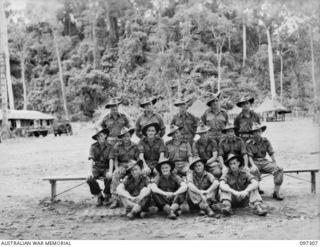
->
[[4, 0, 320, 120]]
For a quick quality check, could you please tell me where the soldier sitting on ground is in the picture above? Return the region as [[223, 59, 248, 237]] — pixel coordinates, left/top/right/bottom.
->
[[192, 123, 221, 178], [246, 123, 284, 200], [165, 125, 193, 177], [186, 158, 220, 218], [117, 160, 151, 220], [149, 158, 188, 220], [219, 154, 268, 216], [87, 129, 114, 206]]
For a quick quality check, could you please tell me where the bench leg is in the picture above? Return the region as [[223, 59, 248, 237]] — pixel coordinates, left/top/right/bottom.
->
[[50, 180, 57, 202], [311, 172, 316, 194]]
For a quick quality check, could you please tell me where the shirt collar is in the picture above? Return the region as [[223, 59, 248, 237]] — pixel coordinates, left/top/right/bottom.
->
[[108, 112, 121, 119], [239, 110, 253, 118], [208, 108, 222, 114]]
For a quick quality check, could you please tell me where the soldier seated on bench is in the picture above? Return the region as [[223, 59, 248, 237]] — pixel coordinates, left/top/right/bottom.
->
[[219, 154, 268, 217], [246, 123, 284, 200], [87, 128, 114, 207]]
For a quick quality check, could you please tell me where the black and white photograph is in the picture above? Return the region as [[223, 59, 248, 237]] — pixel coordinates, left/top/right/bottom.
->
[[0, 0, 319, 241]]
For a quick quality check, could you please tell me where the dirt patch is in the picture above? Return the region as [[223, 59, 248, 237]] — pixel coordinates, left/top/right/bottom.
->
[[0, 119, 319, 239]]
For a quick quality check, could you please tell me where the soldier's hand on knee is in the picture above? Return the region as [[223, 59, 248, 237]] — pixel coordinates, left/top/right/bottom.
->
[[222, 167, 228, 175], [142, 167, 151, 176], [106, 171, 113, 179]]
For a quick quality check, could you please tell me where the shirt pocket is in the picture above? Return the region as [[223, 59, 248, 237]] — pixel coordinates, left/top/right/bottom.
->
[[179, 147, 188, 159]]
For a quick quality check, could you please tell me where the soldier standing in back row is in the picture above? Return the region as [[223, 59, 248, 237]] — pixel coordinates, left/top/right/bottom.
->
[[171, 96, 199, 146], [234, 96, 260, 142], [201, 91, 229, 144], [100, 98, 131, 146], [135, 97, 166, 139]]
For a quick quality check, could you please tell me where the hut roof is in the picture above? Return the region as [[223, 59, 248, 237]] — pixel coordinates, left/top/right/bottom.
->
[[188, 99, 207, 118], [0, 110, 56, 120], [255, 98, 290, 114]]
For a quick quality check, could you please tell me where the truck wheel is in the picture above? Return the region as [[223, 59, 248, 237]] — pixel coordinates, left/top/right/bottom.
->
[[34, 132, 39, 137], [42, 131, 48, 137]]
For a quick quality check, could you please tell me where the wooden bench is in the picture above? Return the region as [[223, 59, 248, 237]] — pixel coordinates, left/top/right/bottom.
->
[[43, 168, 320, 202], [262, 168, 319, 194], [43, 177, 87, 202]]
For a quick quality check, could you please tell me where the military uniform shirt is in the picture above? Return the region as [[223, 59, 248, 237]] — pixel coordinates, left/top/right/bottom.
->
[[122, 175, 150, 197], [135, 111, 166, 138], [201, 109, 228, 135], [165, 140, 192, 162], [192, 138, 218, 160], [89, 142, 113, 168], [234, 110, 260, 134], [171, 112, 199, 140], [111, 141, 139, 164], [246, 137, 275, 159], [100, 113, 130, 137], [138, 137, 166, 164], [153, 174, 183, 192], [187, 171, 216, 190], [220, 168, 256, 191], [218, 136, 247, 161]]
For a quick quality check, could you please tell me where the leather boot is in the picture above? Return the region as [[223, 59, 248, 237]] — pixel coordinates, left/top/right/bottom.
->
[[96, 195, 104, 207], [254, 203, 268, 216], [205, 206, 216, 217], [273, 192, 284, 201], [221, 202, 233, 216]]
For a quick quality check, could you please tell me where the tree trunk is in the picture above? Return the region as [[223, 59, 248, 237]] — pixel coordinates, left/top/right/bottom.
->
[[280, 53, 283, 104], [53, 32, 69, 121], [91, 12, 99, 69], [0, 0, 14, 110], [309, 24, 317, 104], [21, 49, 27, 110], [266, 25, 276, 99], [216, 46, 222, 92], [242, 23, 246, 67], [0, 52, 9, 140]]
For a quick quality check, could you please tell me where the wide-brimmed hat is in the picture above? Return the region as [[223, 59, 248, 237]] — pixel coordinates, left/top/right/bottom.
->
[[126, 160, 144, 173], [140, 97, 157, 108], [225, 153, 244, 167], [92, 128, 109, 140], [155, 158, 175, 174], [173, 96, 191, 107], [141, 122, 161, 136], [105, 98, 122, 108], [236, 96, 254, 107], [222, 122, 235, 133], [189, 157, 208, 170], [167, 125, 183, 137], [206, 91, 222, 107], [118, 127, 135, 138], [249, 123, 267, 133], [195, 124, 210, 134]]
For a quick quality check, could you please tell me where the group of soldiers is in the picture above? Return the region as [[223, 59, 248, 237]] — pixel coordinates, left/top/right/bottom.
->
[[87, 91, 284, 220]]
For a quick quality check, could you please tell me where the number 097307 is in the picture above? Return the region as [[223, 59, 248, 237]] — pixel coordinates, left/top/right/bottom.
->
[[300, 241, 318, 245]]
